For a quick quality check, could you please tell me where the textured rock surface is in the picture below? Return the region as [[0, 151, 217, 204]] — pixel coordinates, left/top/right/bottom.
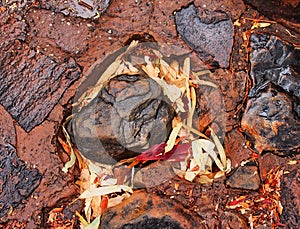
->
[[249, 34, 300, 99], [70, 74, 175, 163], [101, 190, 206, 229], [226, 165, 261, 190], [0, 144, 41, 218], [175, 4, 234, 68], [242, 86, 300, 154], [0, 13, 81, 132]]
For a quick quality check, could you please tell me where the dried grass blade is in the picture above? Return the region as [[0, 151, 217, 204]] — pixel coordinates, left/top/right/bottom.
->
[[85, 216, 100, 229], [165, 122, 182, 153], [187, 87, 196, 127], [79, 185, 133, 199], [182, 123, 209, 139], [209, 127, 226, 169], [191, 79, 218, 88], [62, 116, 77, 173]]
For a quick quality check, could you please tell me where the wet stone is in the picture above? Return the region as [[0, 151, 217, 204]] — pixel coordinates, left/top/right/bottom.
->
[[226, 165, 261, 190], [249, 34, 300, 99], [133, 161, 177, 189], [175, 4, 234, 68], [70, 74, 175, 163], [0, 42, 81, 132], [280, 165, 300, 228], [241, 86, 300, 154], [0, 144, 42, 219], [100, 190, 205, 229]]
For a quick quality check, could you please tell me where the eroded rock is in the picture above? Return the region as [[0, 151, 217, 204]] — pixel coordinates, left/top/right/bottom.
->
[[0, 144, 42, 219], [175, 4, 234, 68], [241, 86, 300, 154], [100, 190, 205, 229], [249, 34, 300, 99], [226, 165, 261, 190], [70, 74, 175, 163]]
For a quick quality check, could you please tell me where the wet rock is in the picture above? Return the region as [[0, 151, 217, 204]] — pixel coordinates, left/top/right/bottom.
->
[[133, 161, 177, 188], [241, 86, 300, 154], [70, 74, 174, 163], [100, 190, 205, 229], [150, 177, 248, 228], [243, 0, 300, 33], [226, 165, 261, 190], [11, 122, 77, 227], [194, 71, 226, 136], [175, 4, 234, 68], [249, 34, 300, 99], [223, 211, 248, 228], [258, 153, 285, 180], [0, 144, 42, 219], [0, 41, 81, 132], [39, 0, 111, 19], [224, 129, 251, 168], [213, 70, 248, 132], [0, 105, 16, 146], [280, 164, 300, 228]]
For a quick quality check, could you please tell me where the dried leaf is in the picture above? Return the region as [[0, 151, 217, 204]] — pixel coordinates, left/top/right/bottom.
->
[[85, 216, 100, 229], [76, 41, 139, 110], [251, 22, 271, 30], [190, 79, 217, 88], [84, 197, 92, 223], [209, 127, 226, 169], [187, 87, 196, 127], [195, 175, 214, 184], [76, 211, 89, 226], [185, 170, 199, 182], [62, 124, 76, 173], [182, 123, 209, 139], [108, 195, 126, 208], [79, 185, 133, 199], [182, 57, 190, 78], [165, 122, 182, 152]]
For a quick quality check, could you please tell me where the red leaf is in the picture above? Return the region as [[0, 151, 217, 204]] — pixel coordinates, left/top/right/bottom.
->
[[135, 142, 191, 162]]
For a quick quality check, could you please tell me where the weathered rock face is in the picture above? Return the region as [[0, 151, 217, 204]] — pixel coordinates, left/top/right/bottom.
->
[[249, 34, 300, 99], [242, 34, 300, 155], [242, 86, 300, 154], [0, 13, 81, 132], [226, 165, 261, 190], [70, 74, 175, 163], [0, 144, 42, 218], [101, 190, 205, 229], [175, 4, 234, 68]]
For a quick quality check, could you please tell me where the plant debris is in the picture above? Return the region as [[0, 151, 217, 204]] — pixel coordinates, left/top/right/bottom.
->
[[226, 168, 284, 228], [58, 41, 231, 226]]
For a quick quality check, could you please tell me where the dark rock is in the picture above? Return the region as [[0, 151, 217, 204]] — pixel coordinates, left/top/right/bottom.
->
[[226, 165, 261, 190], [243, 0, 300, 32], [133, 161, 178, 188], [280, 163, 300, 228], [0, 105, 16, 146], [249, 34, 300, 99], [0, 144, 42, 219], [70, 74, 175, 163], [175, 4, 234, 68], [241, 86, 300, 154], [224, 129, 251, 168], [223, 211, 248, 229], [0, 41, 81, 132], [100, 190, 205, 229]]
